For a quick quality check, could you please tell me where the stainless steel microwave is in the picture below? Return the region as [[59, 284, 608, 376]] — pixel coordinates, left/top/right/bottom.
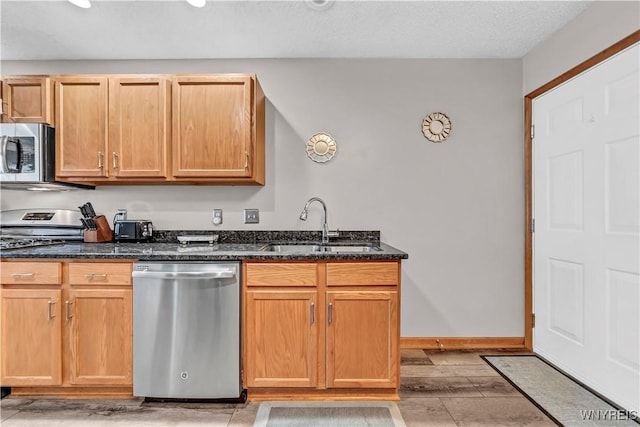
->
[[0, 123, 93, 191]]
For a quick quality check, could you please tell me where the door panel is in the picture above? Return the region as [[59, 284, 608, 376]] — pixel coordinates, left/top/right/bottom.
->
[[605, 137, 639, 234], [547, 259, 584, 344], [606, 270, 639, 372], [109, 77, 170, 178], [245, 290, 317, 388], [533, 43, 640, 413], [55, 77, 108, 177], [1, 289, 62, 385], [326, 291, 398, 389], [172, 75, 252, 178], [68, 289, 132, 385]]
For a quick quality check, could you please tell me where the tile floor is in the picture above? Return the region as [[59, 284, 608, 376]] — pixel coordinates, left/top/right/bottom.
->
[[0, 349, 556, 426]]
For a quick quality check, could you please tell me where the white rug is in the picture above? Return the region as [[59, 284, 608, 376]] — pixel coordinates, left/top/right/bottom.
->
[[253, 401, 406, 427]]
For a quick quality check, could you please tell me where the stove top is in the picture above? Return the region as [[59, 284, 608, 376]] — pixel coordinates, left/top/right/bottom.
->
[[0, 237, 67, 251], [1, 208, 85, 250]]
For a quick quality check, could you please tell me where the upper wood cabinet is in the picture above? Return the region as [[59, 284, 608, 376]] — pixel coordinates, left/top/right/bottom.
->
[[1, 76, 53, 124], [109, 76, 170, 179], [50, 73, 264, 185], [55, 76, 109, 178], [172, 74, 265, 184], [55, 75, 170, 182]]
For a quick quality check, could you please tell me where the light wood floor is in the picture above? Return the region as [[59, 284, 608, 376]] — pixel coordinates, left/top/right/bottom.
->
[[0, 349, 555, 426]]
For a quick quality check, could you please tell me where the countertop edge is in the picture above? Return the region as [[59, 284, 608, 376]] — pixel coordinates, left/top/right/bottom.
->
[[0, 242, 409, 261]]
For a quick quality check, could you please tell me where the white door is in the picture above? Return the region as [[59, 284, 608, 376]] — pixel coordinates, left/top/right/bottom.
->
[[533, 43, 639, 413]]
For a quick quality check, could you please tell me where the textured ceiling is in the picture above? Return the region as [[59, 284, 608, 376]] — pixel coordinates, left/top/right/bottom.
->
[[0, 0, 594, 61]]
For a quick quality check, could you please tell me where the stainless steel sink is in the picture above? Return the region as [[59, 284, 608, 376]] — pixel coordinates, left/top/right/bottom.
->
[[260, 244, 323, 252], [323, 245, 381, 253], [259, 243, 382, 253]]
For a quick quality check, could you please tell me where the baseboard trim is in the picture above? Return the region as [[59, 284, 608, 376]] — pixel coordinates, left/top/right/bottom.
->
[[400, 337, 525, 350]]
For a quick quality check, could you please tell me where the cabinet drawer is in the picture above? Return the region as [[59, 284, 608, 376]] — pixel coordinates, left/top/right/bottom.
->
[[327, 262, 399, 286], [68, 263, 132, 285], [1, 262, 61, 284], [246, 263, 317, 287]]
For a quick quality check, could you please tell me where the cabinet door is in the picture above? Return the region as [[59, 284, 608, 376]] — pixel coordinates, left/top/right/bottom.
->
[[326, 291, 398, 388], [55, 76, 109, 178], [67, 288, 132, 385], [2, 77, 53, 124], [109, 76, 170, 178], [172, 75, 253, 179], [1, 289, 62, 386], [245, 290, 317, 387]]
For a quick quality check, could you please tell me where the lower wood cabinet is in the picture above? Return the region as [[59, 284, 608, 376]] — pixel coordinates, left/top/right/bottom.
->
[[245, 290, 318, 388], [326, 291, 398, 388], [67, 288, 132, 385], [1, 260, 133, 392], [1, 288, 62, 385], [243, 261, 400, 395]]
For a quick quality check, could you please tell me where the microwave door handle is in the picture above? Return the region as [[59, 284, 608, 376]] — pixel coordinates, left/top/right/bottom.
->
[[14, 138, 22, 172], [0, 136, 21, 173], [0, 136, 9, 173]]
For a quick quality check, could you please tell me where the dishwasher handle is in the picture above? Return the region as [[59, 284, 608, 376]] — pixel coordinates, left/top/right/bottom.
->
[[132, 270, 236, 280]]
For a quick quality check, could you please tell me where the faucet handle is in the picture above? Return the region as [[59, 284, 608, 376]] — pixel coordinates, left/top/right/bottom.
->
[[327, 229, 340, 238]]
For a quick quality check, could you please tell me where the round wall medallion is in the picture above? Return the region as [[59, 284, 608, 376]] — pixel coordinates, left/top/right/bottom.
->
[[422, 112, 452, 143], [306, 133, 337, 163]]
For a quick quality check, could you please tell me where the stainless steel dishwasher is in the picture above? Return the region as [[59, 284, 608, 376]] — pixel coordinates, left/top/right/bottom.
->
[[132, 262, 241, 399]]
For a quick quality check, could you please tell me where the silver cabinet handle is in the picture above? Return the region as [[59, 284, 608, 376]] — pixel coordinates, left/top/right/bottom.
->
[[47, 300, 56, 321], [65, 300, 73, 320], [310, 302, 315, 325], [112, 152, 119, 169], [328, 302, 333, 325], [98, 151, 104, 169], [85, 273, 107, 280], [11, 273, 35, 279]]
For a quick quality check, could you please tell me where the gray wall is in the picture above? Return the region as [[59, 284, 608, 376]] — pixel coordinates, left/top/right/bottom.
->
[[0, 59, 524, 337], [523, 0, 640, 94]]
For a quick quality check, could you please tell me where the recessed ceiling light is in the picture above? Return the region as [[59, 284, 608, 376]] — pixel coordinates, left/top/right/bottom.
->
[[68, 0, 91, 9], [186, 0, 206, 7], [306, 0, 334, 11]]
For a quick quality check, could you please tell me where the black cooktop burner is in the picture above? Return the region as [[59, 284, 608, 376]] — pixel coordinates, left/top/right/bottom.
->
[[0, 237, 66, 250]]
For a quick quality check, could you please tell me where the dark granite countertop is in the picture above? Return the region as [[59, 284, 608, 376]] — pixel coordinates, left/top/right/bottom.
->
[[0, 230, 408, 261]]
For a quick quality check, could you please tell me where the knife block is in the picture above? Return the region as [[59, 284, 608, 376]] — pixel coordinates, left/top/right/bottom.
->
[[83, 215, 114, 243]]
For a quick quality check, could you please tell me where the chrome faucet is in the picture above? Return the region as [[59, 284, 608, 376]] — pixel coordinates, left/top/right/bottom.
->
[[299, 197, 339, 243]]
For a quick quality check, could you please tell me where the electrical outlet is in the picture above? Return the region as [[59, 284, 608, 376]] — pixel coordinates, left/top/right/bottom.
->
[[212, 209, 223, 225], [244, 209, 259, 224]]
